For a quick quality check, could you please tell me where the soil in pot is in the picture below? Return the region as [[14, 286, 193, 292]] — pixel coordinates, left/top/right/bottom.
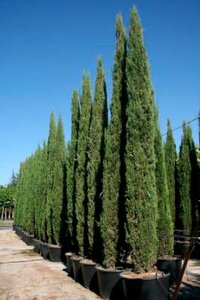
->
[[80, 259, 98, 292], [48, 244, 61, 262], [71, 256, 84, 284], [96, 266, 123, 300], [156, 256, 182, 287], [120, 271, 170, 300]]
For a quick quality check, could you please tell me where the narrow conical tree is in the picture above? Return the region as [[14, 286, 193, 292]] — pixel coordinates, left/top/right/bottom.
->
[[101, 15, 127, 268], [52, 116, 66, 245], [177, 123, 192, 234], [66, 90, 80, 251], [155, 113, 173, 257], [75, 74, 92, 255], [165, 119, 177, 224], [87, 58, 108, 258], [40, 142, 48, 241], [46, 112, 57, 244], [125, 8, 158, 272], [187, 126, 199, 231]]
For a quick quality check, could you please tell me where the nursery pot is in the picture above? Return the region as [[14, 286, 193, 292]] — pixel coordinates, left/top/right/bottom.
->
[[80, 260, 97, 289], [25, 234, 34, 246], [48, 244, 61, 262], [120, 272, 170, 300], [174, 240, 190, 258], [33, 239, 42, 254], [65, 252, 74, 276], [156, 256, 182, 287], [41, 242, 49, 259], [96, 266, 122, 300], [71, 256, 83, 283]]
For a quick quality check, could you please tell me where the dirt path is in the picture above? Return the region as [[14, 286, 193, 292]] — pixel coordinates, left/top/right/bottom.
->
[[0, 228, 101, 300]]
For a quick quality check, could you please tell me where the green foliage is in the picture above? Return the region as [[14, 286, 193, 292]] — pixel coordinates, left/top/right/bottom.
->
[[46, 114, 66, 245], [125, 8, 158, 272], [87, 58, 108, 257], [66, 90, 80, 249], [15, 113, 66, 244], [101, 15, 126, 268], [165, 119, 177, 224], [75, 74, 92, 255], [155, 113, 173, 257], [177, 123, 192, 234], [46, 112, 57, 243]]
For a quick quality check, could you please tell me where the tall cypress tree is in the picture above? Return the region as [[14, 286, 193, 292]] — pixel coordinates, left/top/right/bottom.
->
[[165, 119, 177, 224], [87, 58, 108, 258], [177, 123, 192, 234], [75, 74, 92, 256], [125, 8, 158, 272], [66, 90, 80, 251], [187, 126, 199, 231], [46, 112, 57, 244], [101, 15, 127, 268], [155, 113, 173, 257], [52, 116, 66, 245], [40, 142, 48, 241]]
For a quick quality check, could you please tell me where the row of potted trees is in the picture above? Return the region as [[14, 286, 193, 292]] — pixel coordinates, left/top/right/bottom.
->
[[13, 7, 200, 300]]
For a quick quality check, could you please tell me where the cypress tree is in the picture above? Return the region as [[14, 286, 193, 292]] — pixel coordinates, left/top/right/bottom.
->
[[155, 113, 173, 257], [165, 119, 177, 224], [46, 112, 57, 244], [177, 123, 192, 234], [52, 116, 66, 245], [75, 74, 92, 256], [101, 15, 127, 268], [39, 142, 48, 241], [187, 126, 199, 231], [87, 57, 108, 259], [66, 90, 80, 251], [125, 8, 158, 272]]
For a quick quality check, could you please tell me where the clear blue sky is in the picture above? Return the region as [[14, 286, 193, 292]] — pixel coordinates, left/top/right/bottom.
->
[[0, 0, 199, 185]]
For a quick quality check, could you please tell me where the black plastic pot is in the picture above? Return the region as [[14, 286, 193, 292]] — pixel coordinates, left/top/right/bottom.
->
[[71, 256, 83, 283], [48, 244, 61, 262], [120, 272, 170, 300], [65, 252, 74, 277], [41, 242, 49, 259], [156, 257, 182, 287], [96, 266, 122, 300], [174, 240, 190, 258], [25, 234, 34, 246], [33, 239, 42, 254], [192, 241, 200, 259], [80, 260, 97, 289]]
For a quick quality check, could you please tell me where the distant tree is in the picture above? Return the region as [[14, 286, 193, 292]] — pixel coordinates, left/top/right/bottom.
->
[[75, 74, 92, 256], [66, 90, 80, 251], [87, 57, 108, 259], [125, 8, 158, 272], [101, 15, 127, 268], [155, 113, 173, 257], [165, 119, 177, 224]]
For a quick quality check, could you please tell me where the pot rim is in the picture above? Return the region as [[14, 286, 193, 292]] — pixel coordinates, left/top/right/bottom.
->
[[120, 271, 170, 281], [96, 265, 123, 273]]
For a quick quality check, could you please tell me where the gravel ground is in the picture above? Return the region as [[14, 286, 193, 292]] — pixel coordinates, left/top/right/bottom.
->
[[0, 228, 100, 300]]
